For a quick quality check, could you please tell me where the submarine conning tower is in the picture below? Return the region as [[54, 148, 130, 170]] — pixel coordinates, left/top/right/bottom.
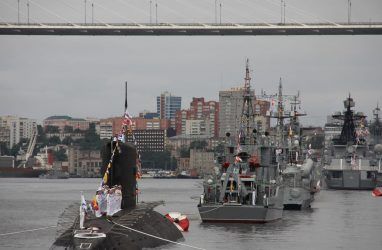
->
[[101, 141, 137, 209]]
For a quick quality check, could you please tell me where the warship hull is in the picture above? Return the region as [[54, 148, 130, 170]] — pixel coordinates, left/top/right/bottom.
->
[[283, 187, 314, 209], [324, 169, 380, 190], [198, 204, 283, 223]]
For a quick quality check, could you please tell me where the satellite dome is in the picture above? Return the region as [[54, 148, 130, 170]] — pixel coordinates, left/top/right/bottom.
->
[[374, 144, 382, 154]]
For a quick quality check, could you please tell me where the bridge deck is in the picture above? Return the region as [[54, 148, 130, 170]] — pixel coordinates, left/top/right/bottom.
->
[[1, 22, 382, 36]]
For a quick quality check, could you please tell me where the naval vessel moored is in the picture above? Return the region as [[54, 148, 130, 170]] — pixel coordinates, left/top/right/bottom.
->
[[323, 95, 382, 190], [197, 60, 284, 223]]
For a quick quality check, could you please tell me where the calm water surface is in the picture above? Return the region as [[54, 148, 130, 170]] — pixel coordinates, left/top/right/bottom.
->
[[0, 178, 381, 250]]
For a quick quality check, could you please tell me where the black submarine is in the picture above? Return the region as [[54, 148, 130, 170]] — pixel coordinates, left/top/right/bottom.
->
[[50, 83, 183, 250]]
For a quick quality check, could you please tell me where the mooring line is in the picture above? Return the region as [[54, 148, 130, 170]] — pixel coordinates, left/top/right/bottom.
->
[[109, 220, 207, 250], [0, 225, 57, 236]]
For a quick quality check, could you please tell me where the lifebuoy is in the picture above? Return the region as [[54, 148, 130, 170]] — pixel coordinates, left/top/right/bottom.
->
[[165, 212, 190, 232]]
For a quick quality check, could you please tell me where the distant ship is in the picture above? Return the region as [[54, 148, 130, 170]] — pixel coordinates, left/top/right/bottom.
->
[[323, 95, 382, 190], [197, 60, 284, 223], [39, 169, 69, 179], [0, 156, 47, 177], [0, 166, 47, 178]]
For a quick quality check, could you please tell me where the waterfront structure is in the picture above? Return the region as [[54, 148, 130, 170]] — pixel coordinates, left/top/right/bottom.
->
[[67, 146, 102, 177], [0, 116, 37, 148], [175, 97, 219, 138], [157, 91, 181, 128], [189, 149, 215, 176], [43, 115, 93, 132]]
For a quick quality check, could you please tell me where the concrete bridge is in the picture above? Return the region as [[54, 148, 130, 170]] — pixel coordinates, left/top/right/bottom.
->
[[1, 22, 382, 36]]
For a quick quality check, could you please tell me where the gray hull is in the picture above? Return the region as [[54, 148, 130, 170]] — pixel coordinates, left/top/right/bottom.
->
[[283, 187, 314, 209], [325, 170, 378, 190], [198, 204, 283, 223]]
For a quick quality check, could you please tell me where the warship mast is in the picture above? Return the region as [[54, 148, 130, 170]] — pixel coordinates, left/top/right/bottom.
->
[[276, 78, 285, 147], [239, 59, 256, 146]]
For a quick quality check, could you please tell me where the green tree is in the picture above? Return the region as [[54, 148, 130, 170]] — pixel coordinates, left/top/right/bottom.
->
[[0, 142, 10, 156], [76, 123, 101, 150], [141, 150, 175, 170], [48, 136, 61, 145], [213, 143, 225, 154], [10, 143, 21, 157], [62, 136, 74, 145], [190, 140, 208, 149], [179, 146, 190, 158], [63, 126, 73, 133], [45, 125, 60, 133], [54, 147, 68, 161]]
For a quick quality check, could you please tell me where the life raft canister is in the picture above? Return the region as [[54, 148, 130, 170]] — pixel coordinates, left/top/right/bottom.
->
[[165, 212, 190, 232], [249, 155, 260, 168]]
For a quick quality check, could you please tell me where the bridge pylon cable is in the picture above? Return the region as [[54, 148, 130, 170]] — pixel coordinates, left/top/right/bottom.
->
[[266, 0, 342, 26], [92, 1, 140, 26], [0, 0, 41, 25], [56, 0, 110, 26], [28, 0, 78, 26], [252, 0, 307, 26]]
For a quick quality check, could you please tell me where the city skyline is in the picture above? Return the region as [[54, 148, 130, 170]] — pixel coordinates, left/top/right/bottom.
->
[[1, 0, 382, 126]]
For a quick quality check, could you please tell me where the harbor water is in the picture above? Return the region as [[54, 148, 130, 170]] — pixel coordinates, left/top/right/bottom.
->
[[0, 178, 381, 250]]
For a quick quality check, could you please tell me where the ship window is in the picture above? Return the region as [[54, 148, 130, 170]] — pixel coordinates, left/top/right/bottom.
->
[[331, 171, 342, 178]]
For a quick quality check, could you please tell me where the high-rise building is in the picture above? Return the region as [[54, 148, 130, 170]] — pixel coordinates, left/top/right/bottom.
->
[[157, 91, 181, 128], [175, 97, 219, 138], [0, 116, 37, 148], [219, 87, 251, 138], [219, 87, 270, 138]]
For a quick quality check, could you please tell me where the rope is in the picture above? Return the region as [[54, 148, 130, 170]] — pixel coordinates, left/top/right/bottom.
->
[[109, 220, 206, 250], [0, 225, 56, 237]]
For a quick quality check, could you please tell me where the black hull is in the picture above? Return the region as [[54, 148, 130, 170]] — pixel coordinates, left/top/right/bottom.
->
[[51, 202, 183, 250]]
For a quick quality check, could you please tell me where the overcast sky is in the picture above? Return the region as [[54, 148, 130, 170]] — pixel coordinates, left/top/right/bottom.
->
[[1, 0, 382, 126]]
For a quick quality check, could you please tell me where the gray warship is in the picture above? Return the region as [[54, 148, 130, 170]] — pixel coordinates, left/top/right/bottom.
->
[[271, 86, 321, 209], [197, 60, 284, 223], [51, 83, 183, 249], [324, 95, 382, 190]]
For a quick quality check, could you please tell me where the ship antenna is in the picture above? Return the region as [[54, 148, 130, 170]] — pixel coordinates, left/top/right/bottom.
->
[[125, 81, 128, 112]]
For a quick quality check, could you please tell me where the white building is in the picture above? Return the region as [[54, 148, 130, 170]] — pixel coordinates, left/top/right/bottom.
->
[[99, 121, 113, 140], [0, 116, 37, 148], [219, 87, 255, 138]]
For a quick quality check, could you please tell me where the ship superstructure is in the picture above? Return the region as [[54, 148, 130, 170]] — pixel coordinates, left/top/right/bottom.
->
[[197, 59, 284, 223], [324, 95, 382, 190], [265, 80, 320, 209]]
